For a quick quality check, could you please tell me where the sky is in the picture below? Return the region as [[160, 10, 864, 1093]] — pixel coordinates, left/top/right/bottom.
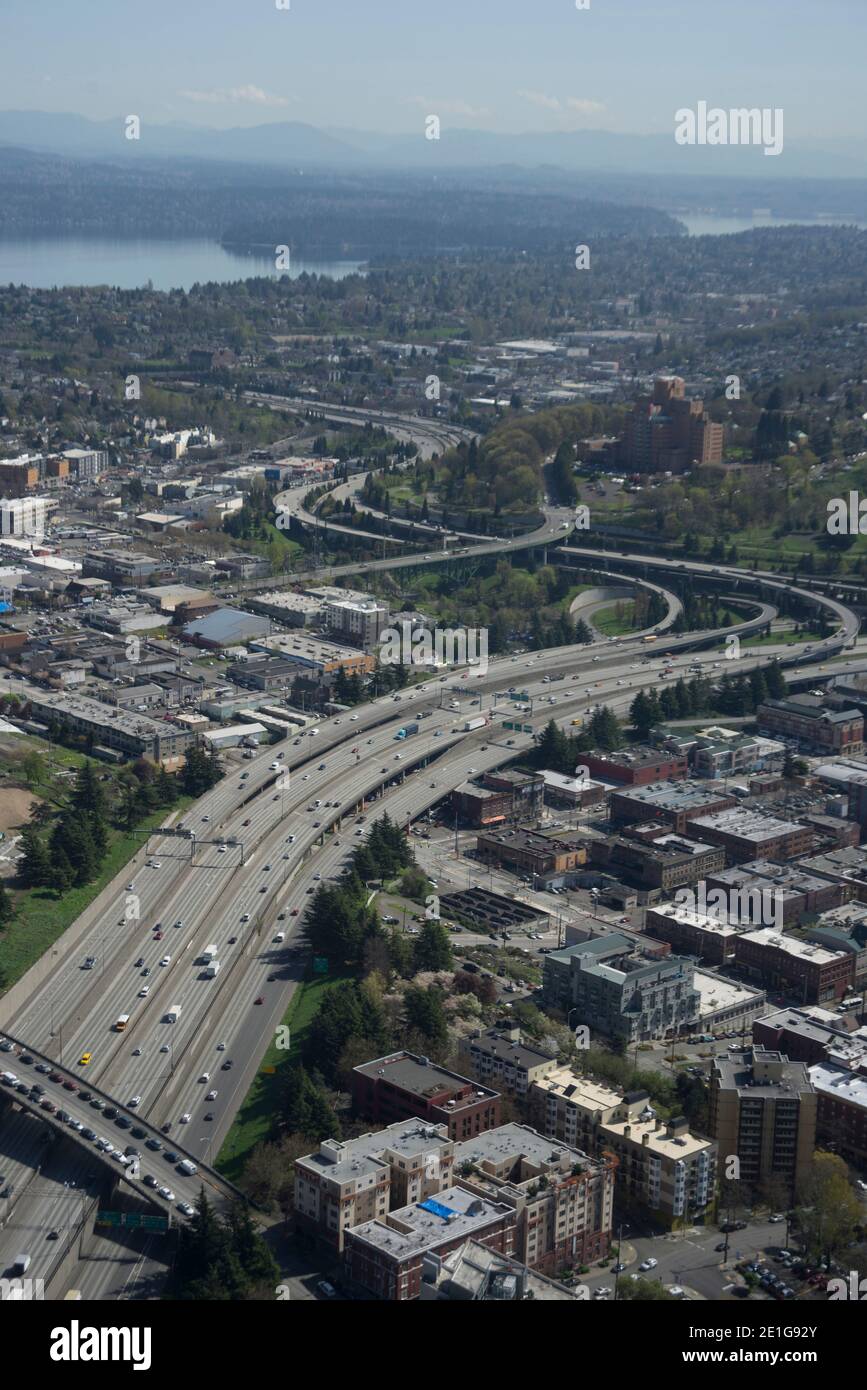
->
[[0, 0, 864, 143]]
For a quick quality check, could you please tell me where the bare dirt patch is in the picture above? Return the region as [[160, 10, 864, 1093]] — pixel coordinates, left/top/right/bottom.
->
[[0, 787, 39, 833]]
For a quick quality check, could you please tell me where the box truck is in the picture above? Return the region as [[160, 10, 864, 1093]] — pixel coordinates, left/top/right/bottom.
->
[[165, 1004, 182, 1023]]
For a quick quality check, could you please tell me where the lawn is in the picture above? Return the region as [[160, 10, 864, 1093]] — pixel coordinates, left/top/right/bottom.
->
[[594, 602, 637, 637], [215, 967, 351, 1184], [0, 798, 193, 991]]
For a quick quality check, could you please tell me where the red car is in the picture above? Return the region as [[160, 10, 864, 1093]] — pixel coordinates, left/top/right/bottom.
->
[[154, 931, 164, 940], [62, 1080, 77, 1092], [49, 1071, 63, 1083], [254, 996, 264, 1005], [290, 908, 299, 916]]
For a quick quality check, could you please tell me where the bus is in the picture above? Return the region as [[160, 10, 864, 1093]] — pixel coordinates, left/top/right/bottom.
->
[[114, 1014, 131, 1032], [643, 635, 657, 644]]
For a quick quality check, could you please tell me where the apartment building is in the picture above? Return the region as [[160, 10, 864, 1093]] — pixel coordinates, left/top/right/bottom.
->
[[293, 1121, 455, 1252], [344, 1185, 516, 1302], [25, 689, 191, 765], [599, 1113, 717, 1226], [352, 1052, 501, 1141], [459, 1026, 558, 1099], [645, 905, 742, 965], [324, 597, 390, 649], [709, 1048, 817, 1199], [757, 695, 864, 757], [530, 1067, 631, 1152], [0, 495, 51, 539], [453, 1124, 615, 1274], [542, 934, 700, 1042], [616, 376, 724, 473]]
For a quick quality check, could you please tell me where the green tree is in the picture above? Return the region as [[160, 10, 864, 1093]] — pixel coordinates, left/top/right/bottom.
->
[[412, 921, 453, 973]]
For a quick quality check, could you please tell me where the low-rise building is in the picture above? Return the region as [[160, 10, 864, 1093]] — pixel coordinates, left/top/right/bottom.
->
[[685, 809, 812, 865], [590, 832, 724, 893], [475, 826, 587, 878], [734, 927, 854, 1004], [757, 695, 864, 756], [352, 1052, 501, 1141], [598, 1112, 717, 1227], [808, 1062, 867, 1167], [584, 746, 688, 786], [24, 688, 191, 765], [609, 780, 736, 832], [459, 1026, 558, 1098]]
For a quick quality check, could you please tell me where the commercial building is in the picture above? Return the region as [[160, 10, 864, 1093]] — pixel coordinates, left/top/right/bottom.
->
[[182, 607, 273, 650], [62, 447, 108, 479], [343, 1185, 516, 1301], [799, 846, 867, 904], [453, 1124, 614, 1274], [590, 832, 724, 894], [690, 728, 786, 779], [753, 1006, 867, 1069], [25, 689, 191, 765], [0, 496, 50, 539], [585, 746, 688, 787], [808, 1063, 867, 1167], [734, 927, 854, 1004], [542, 933, 701, 1042], [459, 1027, 558, 1099], [452, 770, 545, 828], [252, 632, 376, 678], [609, 781, 736, 832], [709, 1048, 817, 1200], [616, 376, 724, 474], [757, 695, 864, 757], [82, 549, 160, 587], [685, 809, 812, 865], [475, 827, 587, 879], [705, 861, 847, 926], [352, 1052, 501, 1142], [645, 904, 742, 965], [245, 591, 325, 627], [540, 769, 608, 811], [293, 1121, 456, 1252]]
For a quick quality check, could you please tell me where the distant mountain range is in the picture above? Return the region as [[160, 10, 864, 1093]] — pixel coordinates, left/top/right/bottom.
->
[[2, 109, 867, 181]]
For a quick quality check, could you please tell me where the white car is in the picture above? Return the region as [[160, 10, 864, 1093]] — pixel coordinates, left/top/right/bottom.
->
[[177, 1202, 195, 1217], [160, 956, 171, 967], [198, 1073, 210, 1083], [639, 1258, 658, 1272], [128, 1096, 142, 1108], [206, 1090, 218, 1101], [158, 1187, 176, 1202], [160, 1043, 170, 1053], [216, 1042, 227, 1052], [138, 986, 149, 997], [667, 1286, 686, 1298], [180, 1113, 192, 1124]]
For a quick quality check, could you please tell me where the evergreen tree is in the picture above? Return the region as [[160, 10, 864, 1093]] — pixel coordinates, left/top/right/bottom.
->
[[412, 921, 453, 973], [0, 881, 15, 927], [17, 823, 52, 889]]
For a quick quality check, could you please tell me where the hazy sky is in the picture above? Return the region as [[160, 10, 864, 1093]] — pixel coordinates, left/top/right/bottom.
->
[[1, 0, 863, 141]]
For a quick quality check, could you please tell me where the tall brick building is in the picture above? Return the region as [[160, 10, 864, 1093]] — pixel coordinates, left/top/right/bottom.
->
[[352, 1052, 501, 1141], [617, 377, 724, 474]]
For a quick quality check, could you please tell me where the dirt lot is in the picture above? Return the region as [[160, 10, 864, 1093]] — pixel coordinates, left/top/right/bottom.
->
[[0, 787, 39, 833]]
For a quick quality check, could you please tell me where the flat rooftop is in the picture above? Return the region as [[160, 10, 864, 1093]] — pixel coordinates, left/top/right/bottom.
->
[[690, 809, 804, 840], [738, 927, 847, 965], [354, 1052, 498, 1106], [809, 1062, 867, 1108], [298, 1120, 453, 1184], [599, 1115, 712, 1160], [531, 1065, 625, 1114], [612, 781, 732, 812], [348, 1185, 512, 1258]]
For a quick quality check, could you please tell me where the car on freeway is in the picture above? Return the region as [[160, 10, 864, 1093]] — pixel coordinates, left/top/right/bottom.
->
[[139, 986, 149, 997], [178, 1202, 195, 1217], [78, 1053, 92, 1067], [128, 1096, 142, 1108], [222, 1060, 233, 1071], [160, 956, 171, 967], [206, 1090, 218, 1101], [255, 996, 264, 1005], [180, 1113, 192, 1124], [158, 1187, 176, 1202]]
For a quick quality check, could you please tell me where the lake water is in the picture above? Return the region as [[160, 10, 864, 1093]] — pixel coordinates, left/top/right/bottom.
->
[[678, 211, 867, 236], [0, 238, 366, 290]]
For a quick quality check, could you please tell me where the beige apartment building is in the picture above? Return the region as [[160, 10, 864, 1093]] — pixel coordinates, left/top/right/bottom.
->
[[294, 1120, 455, 1251], [530, 1066, 717, 1226], [460, 1026, 558, 1099]]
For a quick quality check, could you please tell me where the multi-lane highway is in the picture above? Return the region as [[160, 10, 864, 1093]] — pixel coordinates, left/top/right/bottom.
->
[[0, 509, 860, 1292]]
